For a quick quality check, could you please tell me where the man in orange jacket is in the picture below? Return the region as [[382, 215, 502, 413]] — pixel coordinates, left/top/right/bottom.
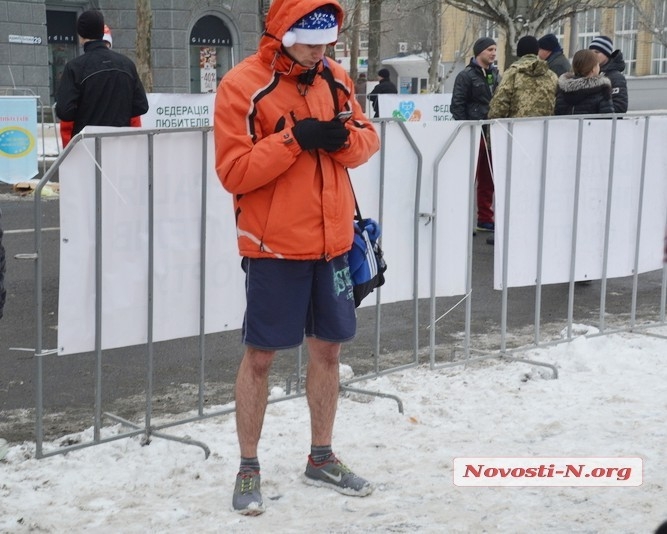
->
[[58, 24, 142, 148], [214, 0, 379, 516]]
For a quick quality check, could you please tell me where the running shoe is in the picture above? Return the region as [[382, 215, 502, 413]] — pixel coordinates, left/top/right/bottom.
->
[[304, 454, 373, 496]]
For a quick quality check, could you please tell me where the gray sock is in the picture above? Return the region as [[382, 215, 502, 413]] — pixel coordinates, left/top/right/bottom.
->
[[239, 456, 260, 474], [310, 445, 333, 463]]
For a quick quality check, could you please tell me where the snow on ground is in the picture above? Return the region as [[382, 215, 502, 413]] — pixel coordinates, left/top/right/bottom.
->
[[1, 326, 666, 533]]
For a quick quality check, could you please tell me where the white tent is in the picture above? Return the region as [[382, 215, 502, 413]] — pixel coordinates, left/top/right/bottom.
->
[[380, 53, 452, 94], [381, 52, 431, 79]]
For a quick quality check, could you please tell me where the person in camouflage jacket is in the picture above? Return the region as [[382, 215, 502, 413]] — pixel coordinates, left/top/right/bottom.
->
[[488, 36, 557, 119]]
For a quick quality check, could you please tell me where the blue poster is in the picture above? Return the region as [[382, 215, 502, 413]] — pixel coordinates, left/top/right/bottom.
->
[[0, 96, 39, 184]]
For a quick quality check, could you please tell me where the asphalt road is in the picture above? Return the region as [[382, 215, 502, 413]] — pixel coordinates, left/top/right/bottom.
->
[[1, 184, 664, 443]]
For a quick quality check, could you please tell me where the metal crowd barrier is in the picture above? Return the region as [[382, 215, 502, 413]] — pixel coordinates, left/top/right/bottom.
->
[[27, 113, 667, 459]]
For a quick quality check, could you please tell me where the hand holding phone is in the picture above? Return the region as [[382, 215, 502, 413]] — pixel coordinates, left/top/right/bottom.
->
[[293, 118, 349, 152]]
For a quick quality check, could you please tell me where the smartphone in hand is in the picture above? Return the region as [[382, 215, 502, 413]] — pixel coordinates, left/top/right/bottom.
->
[[335, 110, 353, 123]]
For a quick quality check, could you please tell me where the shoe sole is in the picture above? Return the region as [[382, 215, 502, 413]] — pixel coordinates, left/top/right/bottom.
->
[[303, 473, 374, 497], [475, 227, 494, 232], [232, 502, 266, 516]]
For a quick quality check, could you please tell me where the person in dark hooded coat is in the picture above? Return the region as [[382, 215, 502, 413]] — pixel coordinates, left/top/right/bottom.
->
[[537, 33, 572, 77], [368, 68, 398, 118], [589, 35, 628, 113], [56, 10, 148, 136], [555, 49, 614, 116]]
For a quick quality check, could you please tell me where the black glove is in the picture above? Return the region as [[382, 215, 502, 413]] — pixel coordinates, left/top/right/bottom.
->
[[292, 118, 350, 152]]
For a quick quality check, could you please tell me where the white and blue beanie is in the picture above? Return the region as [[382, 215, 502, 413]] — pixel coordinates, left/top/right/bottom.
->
[[282, 6, 338, 47]]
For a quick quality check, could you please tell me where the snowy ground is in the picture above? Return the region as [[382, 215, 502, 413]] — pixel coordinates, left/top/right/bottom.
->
[[1, 325, 666, 533]]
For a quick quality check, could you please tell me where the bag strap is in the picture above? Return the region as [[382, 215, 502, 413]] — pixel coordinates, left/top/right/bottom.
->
[[319, 59, 340, 116], [350, 179, 364, 224], [319, 60, 364, 223]]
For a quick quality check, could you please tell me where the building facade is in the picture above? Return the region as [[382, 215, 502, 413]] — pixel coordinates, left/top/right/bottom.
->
[[3, 1, 666, 108], [1, 0, 266, 106], [441, 3, 667, 77]]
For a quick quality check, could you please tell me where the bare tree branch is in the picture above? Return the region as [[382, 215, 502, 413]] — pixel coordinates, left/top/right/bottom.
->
[[631, 0, 667, 48], [443, 0, 626, 68]]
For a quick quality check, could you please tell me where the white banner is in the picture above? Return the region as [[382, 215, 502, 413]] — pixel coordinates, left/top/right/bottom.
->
[[58, 127, 243, 355], [377, 94, 453, 121], [0, 96, 39, 184], [491, 117, 667, 288], [142, 93, 214, 129], [349, 121, 474, 305], [57, 117, 667, 355]]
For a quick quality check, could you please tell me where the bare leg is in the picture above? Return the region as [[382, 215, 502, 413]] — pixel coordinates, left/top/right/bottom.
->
[[305, 337, 341, 446], [235, 347, 275, 458]]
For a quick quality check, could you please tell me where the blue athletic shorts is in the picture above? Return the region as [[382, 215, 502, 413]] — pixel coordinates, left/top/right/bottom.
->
[[241, 254, 356, 350]]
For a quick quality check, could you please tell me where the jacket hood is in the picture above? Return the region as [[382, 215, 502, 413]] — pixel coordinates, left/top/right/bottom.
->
[[601, 50, 626, 74], [260, 0, 344, 64], [557, 73, 611, 103], [470, 57, 498, 72], [509, 55, 551, 77]]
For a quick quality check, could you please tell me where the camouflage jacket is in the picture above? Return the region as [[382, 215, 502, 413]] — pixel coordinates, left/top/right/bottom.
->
[[488, 55, 558, 119]]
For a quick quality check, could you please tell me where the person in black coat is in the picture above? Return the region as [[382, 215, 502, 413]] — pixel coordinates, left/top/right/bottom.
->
[[537, 33, 572, 77], [56, 10, 149, 136], [588, 35, 628, 113], [368, 68, 397, 118], [451, 37, 501, 234], [450, 38, 501, 121], [555, 49, 614, 116]]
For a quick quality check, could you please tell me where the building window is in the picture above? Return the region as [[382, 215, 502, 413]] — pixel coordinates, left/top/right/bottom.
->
[[189, 15, 234, 94], [546, 21, 566, 49], [615, 4, 638, 75], [651, 0, 667, 74], [479, 17, 499, 41], [652, 41, 667, 73], [578, 8, 602, 52], [47, 10, 78, 102]]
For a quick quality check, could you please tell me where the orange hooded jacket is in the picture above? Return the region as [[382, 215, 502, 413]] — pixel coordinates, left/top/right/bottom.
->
[[214, 0, 380, 261]]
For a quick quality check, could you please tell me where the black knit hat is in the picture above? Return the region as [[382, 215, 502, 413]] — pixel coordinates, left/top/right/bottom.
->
[[473, 37, 496, 57], [516, 36, 539, 57], [378, 68, 390, 79], [77, 10, 105, 40], [537, 34, 561, 52]]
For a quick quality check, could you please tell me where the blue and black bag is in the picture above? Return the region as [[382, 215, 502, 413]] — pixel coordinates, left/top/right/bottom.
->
[[348, 214, 387, 307]]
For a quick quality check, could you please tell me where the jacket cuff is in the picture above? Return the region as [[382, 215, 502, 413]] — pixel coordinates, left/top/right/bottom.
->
[[281, 129, 302, 155]]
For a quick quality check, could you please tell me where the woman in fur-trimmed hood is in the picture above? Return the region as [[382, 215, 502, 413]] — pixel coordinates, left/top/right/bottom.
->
[[555, 49, 614, 116]]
